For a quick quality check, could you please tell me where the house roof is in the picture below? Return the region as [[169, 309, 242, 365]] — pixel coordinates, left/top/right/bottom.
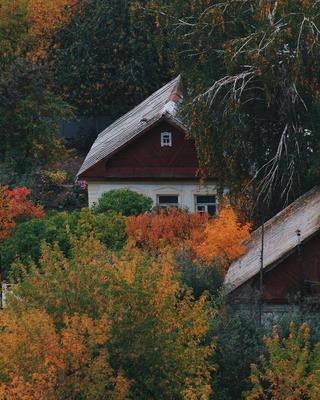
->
[[77, 76, 184, 178], [225, 187, 320, 293]]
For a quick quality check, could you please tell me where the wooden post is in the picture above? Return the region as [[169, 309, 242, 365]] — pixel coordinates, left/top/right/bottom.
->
[[259, 219, 265, 326]]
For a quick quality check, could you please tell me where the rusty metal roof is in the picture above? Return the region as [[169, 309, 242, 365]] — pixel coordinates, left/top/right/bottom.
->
[[77, 76, 183, 177], [225, 187, 320, 293]]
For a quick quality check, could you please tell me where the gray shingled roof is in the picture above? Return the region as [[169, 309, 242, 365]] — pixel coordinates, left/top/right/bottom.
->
[[225, 187, 320, 293], [77, 76, 183, 177]]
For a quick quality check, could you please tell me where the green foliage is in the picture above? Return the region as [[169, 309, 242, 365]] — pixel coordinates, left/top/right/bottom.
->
[[51, 0, 173, 120], [0, 208, 127, 277], [174, 250, 224, 299], [0, 60, 73, 181], [10, 236, 214, 399], [93, 189, 153, 216], [149, 0, 320, 216], [210, 308, 264, 400], [210, 305, 320, 400]]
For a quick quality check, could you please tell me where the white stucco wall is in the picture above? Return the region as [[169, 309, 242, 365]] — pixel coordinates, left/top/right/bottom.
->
[[88, 180, 218, 212]]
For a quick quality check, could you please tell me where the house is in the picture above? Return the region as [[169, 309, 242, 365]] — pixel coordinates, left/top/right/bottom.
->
[[77, 76, 217, 213], [225, 186, 320, 313]]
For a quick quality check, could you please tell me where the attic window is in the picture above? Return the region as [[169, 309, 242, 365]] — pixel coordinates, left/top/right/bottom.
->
[[161, 132, 172, 147]]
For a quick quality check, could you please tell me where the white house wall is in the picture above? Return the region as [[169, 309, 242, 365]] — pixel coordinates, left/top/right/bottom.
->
[[88, 180, 218, 211]]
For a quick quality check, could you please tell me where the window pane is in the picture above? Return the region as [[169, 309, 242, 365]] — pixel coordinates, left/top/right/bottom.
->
[[158, 195, 178, 204], [196, 195, 216, 204], [208, 205, 216, 216]]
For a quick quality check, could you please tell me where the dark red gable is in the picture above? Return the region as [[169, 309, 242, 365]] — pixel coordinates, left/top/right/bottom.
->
[[261, 233, 320, 303], [80, 121, 200, 180], [231, 233, 320, 304]]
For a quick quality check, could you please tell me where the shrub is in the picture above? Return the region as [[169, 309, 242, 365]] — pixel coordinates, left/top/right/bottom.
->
[[0, 208, 127, 277], [93, 189, 153, 216], [126, 208, 208, 252], [174, 250, 224, 299]]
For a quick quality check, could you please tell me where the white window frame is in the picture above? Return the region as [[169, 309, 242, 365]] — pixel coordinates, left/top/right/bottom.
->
[[161, 132, 172, 147], [194, 195, 217, 216], [157, 194, 179, 209]]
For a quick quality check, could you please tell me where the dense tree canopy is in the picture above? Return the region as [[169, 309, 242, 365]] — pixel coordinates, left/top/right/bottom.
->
[[4, 235, 214, 399], [0, 60, 73, 181], [51, 0, 174, 118], [0, 0, 78, 64]]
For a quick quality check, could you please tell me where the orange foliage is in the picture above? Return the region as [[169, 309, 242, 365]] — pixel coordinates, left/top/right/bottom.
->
[[126, 207, 209, 251], [0, 309, 129, 400], [0, 309, 63, 400], [191, 206, 251, 267], [0, 186, 44, 241]]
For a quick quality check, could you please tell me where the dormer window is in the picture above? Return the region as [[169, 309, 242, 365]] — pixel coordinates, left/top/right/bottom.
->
[[161, 132, 172, 147]]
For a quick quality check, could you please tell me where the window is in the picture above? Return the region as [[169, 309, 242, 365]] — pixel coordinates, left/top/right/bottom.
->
[[161, 132, 172, 147], [157, 195, 179, 209], [195, 195, 216, 216]]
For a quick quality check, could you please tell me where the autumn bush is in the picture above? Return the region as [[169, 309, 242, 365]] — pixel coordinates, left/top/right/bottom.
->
[[245, 322, 320, 400], [93, 189, 153, 216], [3, 235, 215, 399], [126, 205, 250, 269], [126, 207, 208, 251], [0, 208, 127, 277]]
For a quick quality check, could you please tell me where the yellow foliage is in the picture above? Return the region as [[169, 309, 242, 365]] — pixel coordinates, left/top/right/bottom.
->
[[245, 322, 320, 400]]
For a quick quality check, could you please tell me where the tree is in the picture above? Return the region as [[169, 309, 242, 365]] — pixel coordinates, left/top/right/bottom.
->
[[0, 60, 73, 181], [147, 0, 320, 216], [93, 189, 153, 216], [191, 206, 251, 268], [245, 322, 320, 400], [8, 235, 215, 399], [0, 186, 43, 241], [51, 0, 173, 119]]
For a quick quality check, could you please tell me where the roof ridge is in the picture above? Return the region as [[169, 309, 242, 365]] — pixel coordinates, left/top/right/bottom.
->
[[77, 75, 183, 177], [96, 76, 181, 143]]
